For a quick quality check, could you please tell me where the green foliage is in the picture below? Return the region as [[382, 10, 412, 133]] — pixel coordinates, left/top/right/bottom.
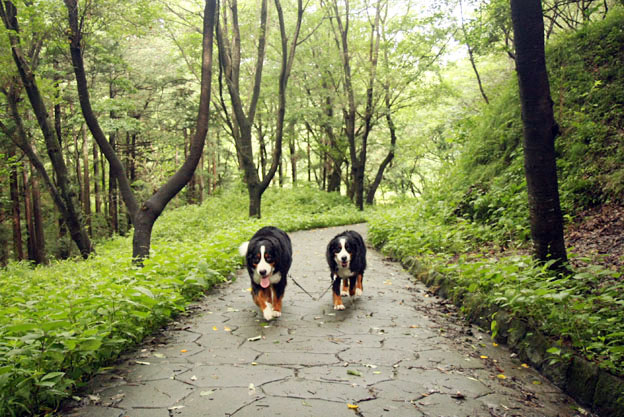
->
[[0, 186, 363, 416], [548, 8, 624, 210]]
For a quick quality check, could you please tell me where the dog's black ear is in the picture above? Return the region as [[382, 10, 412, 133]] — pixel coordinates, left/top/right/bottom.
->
[[326, 239, 336, 270], [350, 232, 367, 272]]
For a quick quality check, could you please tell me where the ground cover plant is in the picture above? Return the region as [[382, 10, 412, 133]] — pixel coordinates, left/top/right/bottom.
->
[[0, 186, 365, 416]]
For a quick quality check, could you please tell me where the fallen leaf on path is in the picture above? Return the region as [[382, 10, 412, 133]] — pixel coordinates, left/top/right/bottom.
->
[[497, 374, 507, 379], [180, 349, 188, 353], [521, 363, 529, 368], [347, 369, 362, 376], [190, 375, 198, 381], [347, 404, 359, 409], [248, 383, 256, 395], [212, 326, 218, 331], [168, 405, 184, 411], [224, 326, 231, 332], [480, 355, 488, 359], [153, 353, 165, 359], [135, 361, 150, 365], [493, 342, 499, 347], [247, 335, 262, 342], [200, 390, 214, 397]]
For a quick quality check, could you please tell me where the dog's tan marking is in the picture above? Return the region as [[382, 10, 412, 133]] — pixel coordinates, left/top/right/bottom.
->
[[333, 291, 345, 310], [355, 273, 363, 296]]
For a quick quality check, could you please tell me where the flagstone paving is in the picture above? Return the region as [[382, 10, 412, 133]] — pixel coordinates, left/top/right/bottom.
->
[[63, 224, 588, 417]]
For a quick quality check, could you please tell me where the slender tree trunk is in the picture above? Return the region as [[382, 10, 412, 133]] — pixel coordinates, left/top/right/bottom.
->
[[0, 181, 8, 266], [22, 169, 34, 261], [510, 0, 567, 269], [82, 128, 91, 234], [30, 162, 46, 264], [108, 132, 118, 235], [288, 120, 297, 185], [93, 141, 101, 214], [460, 0, 489, 105], [9, 148, 24, 261]]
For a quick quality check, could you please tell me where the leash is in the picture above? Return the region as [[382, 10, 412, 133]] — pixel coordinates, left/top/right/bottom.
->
[[316, 279, 334, 301], [289, 275, 317, 300]]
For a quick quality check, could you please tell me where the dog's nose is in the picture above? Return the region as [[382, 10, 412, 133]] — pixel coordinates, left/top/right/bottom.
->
[[259, 269, 267, 277], [341, 256, 347, 262]]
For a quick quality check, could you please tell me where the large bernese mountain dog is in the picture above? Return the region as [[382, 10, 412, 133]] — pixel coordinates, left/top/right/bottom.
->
[[239, 226, 292, 321], [326, 230, 367, 310]]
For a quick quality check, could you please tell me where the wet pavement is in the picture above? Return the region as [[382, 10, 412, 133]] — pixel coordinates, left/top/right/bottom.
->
[[64, 224, 585, 417]]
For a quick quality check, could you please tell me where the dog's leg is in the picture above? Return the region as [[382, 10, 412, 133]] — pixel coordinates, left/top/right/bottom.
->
[[341, 278, 349, 297], [332, 276, 345, 310], [253, 289, 274, 320], [355, 273, 363, 296], [349, 276, 356, 296], [271, 287, 282, 318]]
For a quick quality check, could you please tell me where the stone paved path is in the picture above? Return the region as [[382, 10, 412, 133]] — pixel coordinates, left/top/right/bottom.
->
[[64, 224, 585, 417]]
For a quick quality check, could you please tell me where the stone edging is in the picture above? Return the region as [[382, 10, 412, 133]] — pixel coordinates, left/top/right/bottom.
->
[[394, 254, 624, 417]]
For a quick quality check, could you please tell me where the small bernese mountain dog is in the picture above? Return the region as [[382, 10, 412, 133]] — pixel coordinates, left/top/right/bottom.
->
[[239, 226, 292, 321], [326, 230, 367, 310]]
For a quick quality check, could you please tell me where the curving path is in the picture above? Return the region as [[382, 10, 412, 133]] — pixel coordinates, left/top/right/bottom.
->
[[64, 224, 586, 417]]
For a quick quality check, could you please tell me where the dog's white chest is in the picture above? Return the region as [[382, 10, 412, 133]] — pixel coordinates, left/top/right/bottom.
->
[[336, 266, 354, 278]]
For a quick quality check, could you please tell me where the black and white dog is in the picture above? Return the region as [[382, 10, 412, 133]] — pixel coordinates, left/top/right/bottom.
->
[[239, 226, 292, 320], [326, 230, 367, 310]]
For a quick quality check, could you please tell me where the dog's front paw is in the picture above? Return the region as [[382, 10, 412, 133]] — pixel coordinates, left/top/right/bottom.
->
[[334, 304, 346, 311], [262, 304, 274, 321], [355, 288, 362, 296], [272, 310, 282, 318], [340, 290, 349, 297]]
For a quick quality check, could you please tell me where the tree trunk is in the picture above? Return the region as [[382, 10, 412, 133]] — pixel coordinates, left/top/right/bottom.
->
[[366, 111, 397, 205], [22, 169, 34, 262], [460, 0, 489, 105], [82, 128, 91, 234], [1, 1, 93, 258], [28, 163, 46, 264], [108, 132, 118, 235], [93, 141, 101, 214], [9, 148, 24, 261], [510, 0, 567, 269]]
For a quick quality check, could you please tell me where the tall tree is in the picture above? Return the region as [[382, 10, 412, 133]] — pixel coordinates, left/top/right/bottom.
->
[[216, 0, 304, 218], [64, 0, 217, 262], [0, 2, 94, 258], [509, 0, 567, 269], [326, 0, 381, 210]]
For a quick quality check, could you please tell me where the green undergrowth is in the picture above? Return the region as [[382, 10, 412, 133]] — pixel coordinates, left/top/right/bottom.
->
[[0, 186, 364, 416], [368, 202, 624, 377]]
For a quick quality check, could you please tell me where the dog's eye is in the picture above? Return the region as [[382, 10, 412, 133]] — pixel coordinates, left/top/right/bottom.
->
[[265, 253, 273, 263]]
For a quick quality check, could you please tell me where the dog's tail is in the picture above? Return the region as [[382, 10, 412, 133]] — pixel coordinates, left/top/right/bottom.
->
[[238, 241, 249, 257]]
